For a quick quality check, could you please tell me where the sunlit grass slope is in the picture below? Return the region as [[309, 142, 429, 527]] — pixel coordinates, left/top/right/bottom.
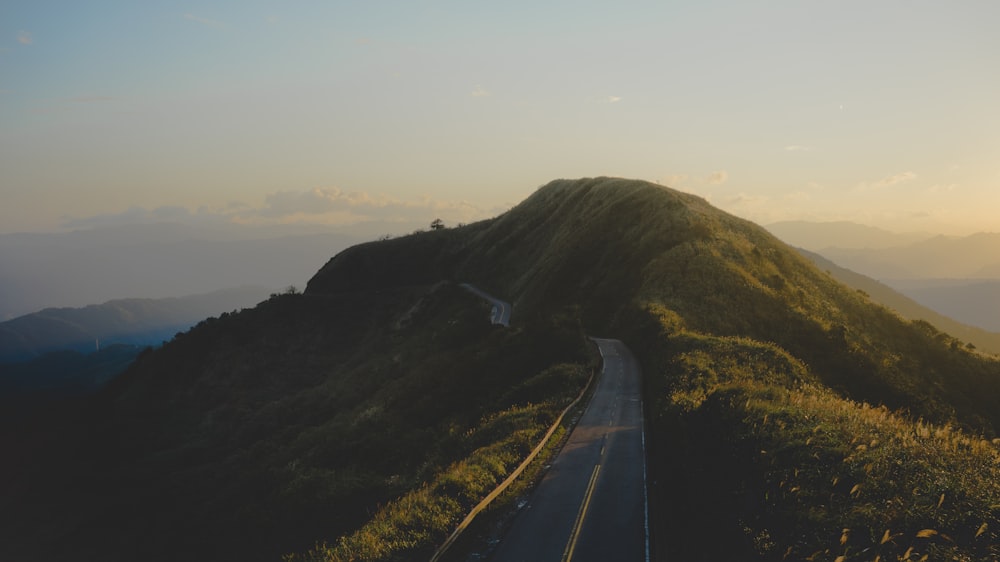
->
[[475, 177, 1000, 560], [308, 176, 1000, 558]]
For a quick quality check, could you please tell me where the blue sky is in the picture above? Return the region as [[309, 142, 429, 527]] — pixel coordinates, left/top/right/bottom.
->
[[2, 1, 998, 234]]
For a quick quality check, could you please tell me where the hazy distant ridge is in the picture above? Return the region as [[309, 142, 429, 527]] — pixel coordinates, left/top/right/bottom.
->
[[798, 249, 1000, 353], [808, 231, 1000, 280], [766, 220, 1000, 331], [0, 286, 270, 362], [0, 223, 360, 320], [765, 220, 933, 250]]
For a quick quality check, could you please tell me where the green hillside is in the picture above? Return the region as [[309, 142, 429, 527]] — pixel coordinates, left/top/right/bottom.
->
[[307, 177, 1000, 559], [4, 177, 999, 561]]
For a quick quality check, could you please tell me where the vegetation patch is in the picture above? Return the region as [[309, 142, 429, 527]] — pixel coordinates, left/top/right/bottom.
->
[[287, 400, 575, 562], [636, 307, 1000, 561], [1, 284, 595, 562]]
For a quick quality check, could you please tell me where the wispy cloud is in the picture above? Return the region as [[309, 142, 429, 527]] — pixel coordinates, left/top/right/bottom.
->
[[875, 171, 917, 188], [256, 188, 487, 224], [17, 30, 33, 45], [784, 145, 810, 152], [661, 174, 689, 187], [62, 206, 203, 229], [706, 170, 729, 185], [856, 171, 917, 191], [607, 95, 622, 103], [926, 183, 958, 194], [63, 188, 494, 230], [719, 192, 767, 208], [471, 85, 490, 97], [662, 171, 729, 188], [183, 13, 226, 28]]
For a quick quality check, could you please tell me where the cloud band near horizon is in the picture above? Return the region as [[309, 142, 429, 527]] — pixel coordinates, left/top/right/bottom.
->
[[60, 188, 496, 230]]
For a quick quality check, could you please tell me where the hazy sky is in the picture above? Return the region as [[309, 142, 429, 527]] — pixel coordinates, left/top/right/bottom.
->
[[2, 1, 998, 235]]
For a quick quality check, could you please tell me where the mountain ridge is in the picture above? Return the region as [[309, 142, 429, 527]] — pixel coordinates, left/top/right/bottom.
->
[[4, 177, 999, 561]]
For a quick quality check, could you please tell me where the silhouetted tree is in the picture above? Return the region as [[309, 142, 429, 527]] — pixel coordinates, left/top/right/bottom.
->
[[430, 218, 445, 230]]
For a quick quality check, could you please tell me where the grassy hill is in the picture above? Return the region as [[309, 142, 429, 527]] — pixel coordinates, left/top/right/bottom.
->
[[4, 177, 999, 561], [307, 177, 1000, 559]]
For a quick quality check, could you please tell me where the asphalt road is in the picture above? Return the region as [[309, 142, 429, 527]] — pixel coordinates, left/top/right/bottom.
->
[[490, 338, 648, 562], [459, 284, 511, 327]]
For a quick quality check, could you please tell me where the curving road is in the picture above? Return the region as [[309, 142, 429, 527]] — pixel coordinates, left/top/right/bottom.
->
[[489, 338, 649, 562], [459, 284, 511, 327]]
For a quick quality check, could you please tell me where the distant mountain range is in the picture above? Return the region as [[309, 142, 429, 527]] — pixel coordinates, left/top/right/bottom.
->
[[798, 250, 1000, 352], [886, 279, 1000, 333], [765, 220, 1000, 279], [766, 220, 1000, 332], [0, 222, 364, 321], [820, 233, 1000, 279], [0, 286, 271, 362], [765, 220, 933, 250]]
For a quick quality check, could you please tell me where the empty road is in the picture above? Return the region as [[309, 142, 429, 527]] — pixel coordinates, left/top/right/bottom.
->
[[459, 284, 511, 327], [490, 338, 648, 562]]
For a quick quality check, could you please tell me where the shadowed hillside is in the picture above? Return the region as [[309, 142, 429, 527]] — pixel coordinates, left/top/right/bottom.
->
[[1, 284, 594, 562], [4, 178, 999, 561]]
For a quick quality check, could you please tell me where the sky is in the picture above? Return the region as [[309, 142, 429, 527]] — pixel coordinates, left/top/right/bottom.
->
[[2, 0, 999, 235]]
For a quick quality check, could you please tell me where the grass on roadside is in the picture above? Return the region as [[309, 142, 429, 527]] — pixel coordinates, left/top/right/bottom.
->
[[285, 368, 593, 562], [641, 323, 1000, 561]]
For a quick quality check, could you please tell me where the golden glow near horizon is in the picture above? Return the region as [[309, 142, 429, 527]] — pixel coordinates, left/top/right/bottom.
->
[[1, 1, 998, 235]]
